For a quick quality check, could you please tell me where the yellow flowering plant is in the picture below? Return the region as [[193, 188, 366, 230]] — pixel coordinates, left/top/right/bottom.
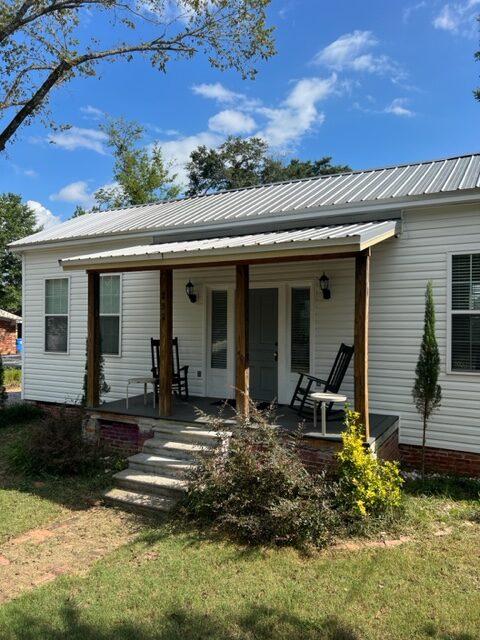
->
[[336, 408, 404, 518]]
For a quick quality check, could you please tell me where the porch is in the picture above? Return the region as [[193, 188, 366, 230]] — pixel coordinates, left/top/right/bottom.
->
[[62, 221, 400, 446], [92, 393, 399, 444]]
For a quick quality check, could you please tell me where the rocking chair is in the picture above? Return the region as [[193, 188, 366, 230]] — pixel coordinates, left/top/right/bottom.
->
[[289, 343, 354, 418], [150, 337, 189, 400]]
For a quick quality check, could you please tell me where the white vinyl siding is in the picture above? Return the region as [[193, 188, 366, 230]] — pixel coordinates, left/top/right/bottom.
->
[[21, 201, 480, 455]]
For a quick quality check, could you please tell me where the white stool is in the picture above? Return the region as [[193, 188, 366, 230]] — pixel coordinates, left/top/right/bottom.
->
[[126, 377, 157, 409], [309, 391, 347, 436]]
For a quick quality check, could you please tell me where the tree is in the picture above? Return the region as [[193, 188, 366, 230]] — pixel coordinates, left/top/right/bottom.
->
[[95, 118, 180, 209], [412, 281, 442, 478], [0, 1, 275, 151], [81, 337, 110, 407], [186, 136, 351, 196], [186, 136, 268, 195], [72, 118, 180, 216], [0, 193, 39, 314]]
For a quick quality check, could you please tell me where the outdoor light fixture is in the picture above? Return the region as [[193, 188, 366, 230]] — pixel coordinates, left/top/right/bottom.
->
[[185, 280, 197, 303], [319, 273, 331, 300]]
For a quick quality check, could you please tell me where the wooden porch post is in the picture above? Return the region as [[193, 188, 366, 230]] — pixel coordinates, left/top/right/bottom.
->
[[235, 264, 250, 417], [86, 271, 100, 408], [354, 249, 370, 440], [159, 268, 173, 416]]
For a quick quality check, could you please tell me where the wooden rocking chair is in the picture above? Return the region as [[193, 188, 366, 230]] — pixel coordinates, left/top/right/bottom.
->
[[150, 337, 189, 400], [289, 343, 354, 418]]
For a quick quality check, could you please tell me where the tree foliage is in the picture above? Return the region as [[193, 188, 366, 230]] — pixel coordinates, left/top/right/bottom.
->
[[0, 193, 39, 313], [412, 281, 442, 477], [186, 136, 351, 196], [0, 1, 275, 151], [75, 118, 180, 215]]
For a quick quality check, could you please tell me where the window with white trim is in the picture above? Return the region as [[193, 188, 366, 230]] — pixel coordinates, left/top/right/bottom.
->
[[100, 275, 121, 355], [291, 287, 310, 373], [45, 278, 69, 352], [451, 254, 480, 371]]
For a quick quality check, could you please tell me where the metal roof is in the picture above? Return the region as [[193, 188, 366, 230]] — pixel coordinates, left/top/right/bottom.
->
[[12, 153, 480, 249], [0, 309, 22, 322], [60, 221, 398, 269]]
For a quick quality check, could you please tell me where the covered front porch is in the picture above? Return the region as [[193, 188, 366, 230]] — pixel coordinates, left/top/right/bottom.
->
[[62, 220, 400, 445], [92, 392, 399, 444]]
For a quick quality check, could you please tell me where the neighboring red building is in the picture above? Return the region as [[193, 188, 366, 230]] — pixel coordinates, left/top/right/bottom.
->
[[0, 309, 21, 355]]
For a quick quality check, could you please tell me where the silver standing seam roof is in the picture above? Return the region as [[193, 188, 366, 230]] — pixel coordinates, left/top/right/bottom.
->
[[60, 221, 398, 269], [11, 153, 480, 249]]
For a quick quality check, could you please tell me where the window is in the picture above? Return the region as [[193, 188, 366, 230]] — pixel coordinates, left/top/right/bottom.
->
[[211, 290, 227, 369], [45, 278, 69, 352], [451, 254, 480, 371], [100, 275, 121, 355], [291, 287, 310, 372]]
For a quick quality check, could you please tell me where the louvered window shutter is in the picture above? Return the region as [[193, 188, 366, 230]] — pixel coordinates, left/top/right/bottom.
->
[[211, 290, 228, 369]]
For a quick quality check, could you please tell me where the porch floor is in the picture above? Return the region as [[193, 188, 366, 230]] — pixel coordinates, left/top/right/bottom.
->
[[93, 394, 398, 440]]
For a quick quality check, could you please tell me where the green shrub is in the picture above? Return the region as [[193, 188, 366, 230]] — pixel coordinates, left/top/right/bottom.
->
[[5, 407, 101, 476], [4, 367, 21, 388], [182, 406, 339, 549], [336, 408, 404, 519], [0, 402, 43, 428], [0, 356, 7, 408]]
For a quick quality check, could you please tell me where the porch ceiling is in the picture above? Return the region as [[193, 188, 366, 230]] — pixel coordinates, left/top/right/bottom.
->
[[60, 220, 399, 272]]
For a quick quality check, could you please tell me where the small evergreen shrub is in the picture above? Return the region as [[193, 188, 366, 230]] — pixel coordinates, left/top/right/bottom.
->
[[182, 406, 339, 549], [336, 408, 404, 519], [5, 407, 101, 476], [0, 402, 43, 428]]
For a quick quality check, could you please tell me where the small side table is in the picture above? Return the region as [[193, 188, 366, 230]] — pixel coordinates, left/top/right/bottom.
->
[[310, 391, 347, 435], [126, 377, 157, 409]]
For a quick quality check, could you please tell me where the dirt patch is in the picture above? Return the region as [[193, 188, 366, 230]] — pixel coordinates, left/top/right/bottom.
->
[[0, 507, 141, 603]]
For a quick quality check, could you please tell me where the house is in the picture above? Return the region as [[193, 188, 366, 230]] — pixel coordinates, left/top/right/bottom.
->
[[0, 309, 21, 356], [9, 153, 480, 487]]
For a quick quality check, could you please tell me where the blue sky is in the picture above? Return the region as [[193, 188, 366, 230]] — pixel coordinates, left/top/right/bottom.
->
[[1, 0, 479, 229]]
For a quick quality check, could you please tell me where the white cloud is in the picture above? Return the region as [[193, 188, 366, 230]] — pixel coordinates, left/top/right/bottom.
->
[[403, 1, 427, 23], [49, 127, 108, 154], [257, 75, 337, 149], [50, 180, 95, 207], [312, 30, 404, 81], [433, 1, 480, 34], [192, 82, 241, 103], [12, 164, 38, 178], [384, 98, 415, 117], [27, 200, 62, 229], [208, 110, 257, 135], [80, 105, 104, 120], [159, 131, 222, 185]]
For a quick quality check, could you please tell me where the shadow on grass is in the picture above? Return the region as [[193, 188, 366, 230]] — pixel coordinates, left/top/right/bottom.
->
[[423, 624, 479, 640], [403, 475, 480, 501], [2, 602, 360, 640]]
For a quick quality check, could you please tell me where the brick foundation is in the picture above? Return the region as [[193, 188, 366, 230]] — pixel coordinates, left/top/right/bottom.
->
[[33, 401, 83, 421], [400, 443, 480, 477], [0, 319, 17, 355], [296, 437, 342, 473], [374, 428, 401, 462], [98, 420, 154, 456]]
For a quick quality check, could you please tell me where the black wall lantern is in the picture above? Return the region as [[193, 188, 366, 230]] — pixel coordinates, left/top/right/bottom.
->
[[185, 280, 197, 303], [319, 272, 331, 300]]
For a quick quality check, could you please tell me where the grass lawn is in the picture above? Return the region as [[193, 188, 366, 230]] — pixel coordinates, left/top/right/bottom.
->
[[0, 421, 115, 543], [0, 416, 479, 639]]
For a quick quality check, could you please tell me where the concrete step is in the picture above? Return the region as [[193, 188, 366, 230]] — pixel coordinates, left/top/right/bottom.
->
[[113, 468, 188, 499], [129, 452, 196, 477], [104, 488, 175, 515], [152, 423, 231, 446], [142, 437, 208, 460]]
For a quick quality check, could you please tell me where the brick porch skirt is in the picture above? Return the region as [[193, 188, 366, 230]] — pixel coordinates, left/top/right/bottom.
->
[[399, 443, 480, 477]]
